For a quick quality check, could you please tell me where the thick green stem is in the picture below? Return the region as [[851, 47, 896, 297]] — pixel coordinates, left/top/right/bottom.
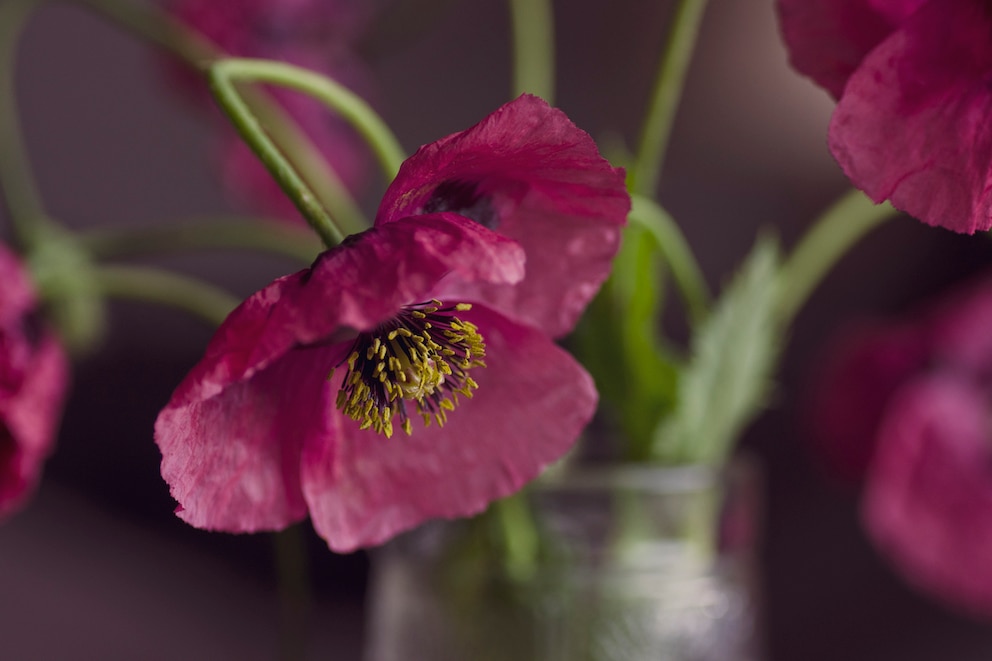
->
[[507, 0, 555, 104], [491, 492, 539, 583], [93, 265, 240, 327], [629, 194, 710, 325], [78, 216, 320, 264], [0, 0, 54, 245], [776, 190, 897, 325], [630, 0, 710, 197], [212, 58, 405, 181]]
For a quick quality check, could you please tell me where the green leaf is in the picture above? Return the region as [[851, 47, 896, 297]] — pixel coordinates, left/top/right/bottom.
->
[[652, 235, 782, 465], [572, 222, 680, 460]]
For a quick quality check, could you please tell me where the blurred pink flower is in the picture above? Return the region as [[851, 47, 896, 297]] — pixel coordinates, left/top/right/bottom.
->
[[163, 0, 374, 218], [777, 0, 992, 233], [810, 274, 992, 617], [0, 245, 69, 520], [155, 96, 630, 552]]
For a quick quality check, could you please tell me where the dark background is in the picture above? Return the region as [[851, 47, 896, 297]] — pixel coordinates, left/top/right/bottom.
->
[[3, 0, 992, 659]]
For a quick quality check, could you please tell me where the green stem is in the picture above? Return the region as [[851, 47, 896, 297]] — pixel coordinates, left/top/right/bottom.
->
[[629, 194, 710, 325], [776, 189, 897, 325], [630, 0, 710, 197], [68, 0, 369, 238], [0, 0, 54, 245], [78, 216, 320, 263], [93, 265, 240, 326], [212, 58, 405, 181], [491, 492, 539, 583], [507, 0, 555, 104], [209, 64, 345, 248]]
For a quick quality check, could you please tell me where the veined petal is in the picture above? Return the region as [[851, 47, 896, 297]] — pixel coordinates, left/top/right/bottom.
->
[[165, 214, 524, 408], [156, 343, 343, 532], [376, 95, 629, 337], [300, 304, 598, 553], [828, 0, 992, 233], [776, 0, 904, 99]]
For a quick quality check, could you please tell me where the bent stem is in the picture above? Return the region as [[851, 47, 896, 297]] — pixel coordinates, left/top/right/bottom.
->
[[630, 0, 710, 197], [209, 65, 345, 248], [79, 216, 320, 264], [776, 190, 897, 325], [93, 265, 240, 327], [212, 58, 406, 182], [629, 194, 710, 325], [274, 525, 312, 661], [69, 0, 368, 238], [507, 0, 555, 104]]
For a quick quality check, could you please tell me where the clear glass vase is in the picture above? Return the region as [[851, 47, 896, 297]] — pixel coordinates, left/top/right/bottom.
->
[[364, 457, 763, 661]]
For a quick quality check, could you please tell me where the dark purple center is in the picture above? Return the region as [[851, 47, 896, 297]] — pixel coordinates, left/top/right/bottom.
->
[[422, 180, 498, 230]]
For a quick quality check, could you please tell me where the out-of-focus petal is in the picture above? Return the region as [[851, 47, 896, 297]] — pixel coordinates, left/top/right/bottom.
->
[[863, 376, 992, 617], [806, 320, 929, 482]]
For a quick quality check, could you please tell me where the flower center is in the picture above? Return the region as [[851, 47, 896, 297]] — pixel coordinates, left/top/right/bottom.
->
[[333, 299, 486, 437]]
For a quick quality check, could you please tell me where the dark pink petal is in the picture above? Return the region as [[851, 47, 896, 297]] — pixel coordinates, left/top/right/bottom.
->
[[828, 0, 992, 233], [775, 0, 924, 98], [155, 216, 525, 534], [164, 214, 524, 409], [156, 344, 339, 532], [0, 245, 35, 325], [300, 304, 598, 552], [776, 0, 912, 99], [806, 320, 929, 482], [0, 334, 69, 519], [375, 95, 629, 338], [863, 376, 992, 617]]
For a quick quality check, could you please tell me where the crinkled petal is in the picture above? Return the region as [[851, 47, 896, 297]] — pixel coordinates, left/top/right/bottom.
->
[[375, 94, 629, 338], [165, 214, 524, 408], [156, 215, 524, 533], [300, 304, 598, 552], [776, 0, 909, 99], [828, 0, 992, 233], [0, 333, 69, 519], [156, 344, 341, 532], [863, 376, 992, 617]]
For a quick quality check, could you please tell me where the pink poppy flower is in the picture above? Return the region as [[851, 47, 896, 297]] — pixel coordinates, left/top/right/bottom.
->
[[777, 0, 992, 233], [163, 0, 374, 217], [154, 96, 630, 552], [810, 274, 992, 616], [0, 245, 69, 520]]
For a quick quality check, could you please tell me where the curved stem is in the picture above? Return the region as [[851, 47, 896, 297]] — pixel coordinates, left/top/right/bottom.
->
[[630, 0, 710, 197], [78, 216, 320, 263], [93, 265, 240, 326], [0, 0, 54, 246], [68, 0, 369, 238], [209, 65, 344, 248], [507, 0, 555, 104], [630, 194, 710, 325], [776, 189, 897, 325], [212, 58, 406, 181]]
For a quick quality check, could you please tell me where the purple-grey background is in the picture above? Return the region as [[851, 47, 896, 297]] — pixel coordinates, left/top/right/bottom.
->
[[3, 0, 992, 659]]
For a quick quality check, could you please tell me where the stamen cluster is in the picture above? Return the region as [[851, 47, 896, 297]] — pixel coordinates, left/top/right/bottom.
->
[[333, 300, 486, 437]]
